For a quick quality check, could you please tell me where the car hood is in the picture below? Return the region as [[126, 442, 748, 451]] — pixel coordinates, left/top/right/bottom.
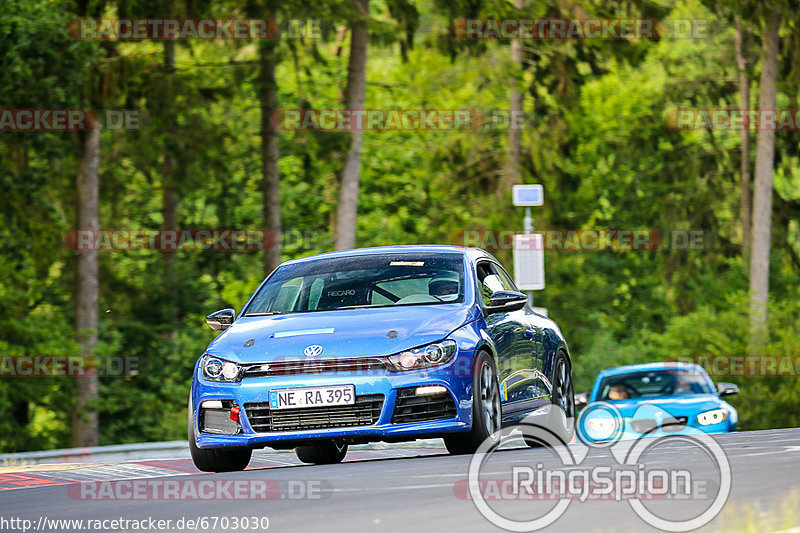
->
[[607, 395, 725, 418], [204, 304, 478, 364]]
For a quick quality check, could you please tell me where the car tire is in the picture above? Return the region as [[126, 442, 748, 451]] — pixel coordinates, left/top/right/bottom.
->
[[295, 440, 348, 465], [444, 350, 502, 455], [524, 350, 575, 447], [188, 401, 252, 472]]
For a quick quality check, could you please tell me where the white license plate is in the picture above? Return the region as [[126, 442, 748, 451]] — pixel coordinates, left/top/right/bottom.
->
[[269, 385, 355, 410]]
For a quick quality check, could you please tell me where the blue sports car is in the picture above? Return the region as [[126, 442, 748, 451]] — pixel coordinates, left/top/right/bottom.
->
[[189, 245, 574, 471], [576, 362, 739, 443]]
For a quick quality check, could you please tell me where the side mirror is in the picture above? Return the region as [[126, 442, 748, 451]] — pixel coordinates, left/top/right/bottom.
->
[[716, 382, 739, 397], [575, 392, 588, 409], [486, 290, 527, 314], [206, 308, 235, 331]]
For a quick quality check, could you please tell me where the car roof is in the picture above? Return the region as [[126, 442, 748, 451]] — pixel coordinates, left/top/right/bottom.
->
[[278, 245, 495, 266], [596, 361, 705, 380]]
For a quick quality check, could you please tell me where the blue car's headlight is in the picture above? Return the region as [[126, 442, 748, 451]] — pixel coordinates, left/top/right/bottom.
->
[[697, 408, 729, 425], [585, 416, 620, 438], [388, 339, 457, 371], [201, 354, 242, 382]]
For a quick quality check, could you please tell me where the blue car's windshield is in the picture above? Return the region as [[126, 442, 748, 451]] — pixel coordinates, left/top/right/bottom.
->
[[244, 253, 466, 315], [598, 369, 713, 400]]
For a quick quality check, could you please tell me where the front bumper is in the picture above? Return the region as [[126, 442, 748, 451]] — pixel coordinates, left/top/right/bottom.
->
[[190, 359, 473, 449]]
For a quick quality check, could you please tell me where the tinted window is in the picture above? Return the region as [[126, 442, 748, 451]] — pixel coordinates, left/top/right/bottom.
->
[[492, 263, 518, 292], [476, 260, 519, 306], [245, 253, 465, 314], [598, 368, 714, 401]]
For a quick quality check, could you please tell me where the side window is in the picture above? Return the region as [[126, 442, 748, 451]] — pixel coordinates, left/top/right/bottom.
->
[[476, 260, 519, 307], [476, 262, 494, 285], [491, 263, 519, 292], [476, 261, 498, 306], [308, 277, 325, 310], [483, 274, 505, 294]]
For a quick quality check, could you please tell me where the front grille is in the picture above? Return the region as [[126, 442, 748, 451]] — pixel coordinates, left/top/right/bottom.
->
[[391, 387, 457, 424], [244, 394, 384, 432], [242, 357, 389, 378], [630, 416, 688, 434]]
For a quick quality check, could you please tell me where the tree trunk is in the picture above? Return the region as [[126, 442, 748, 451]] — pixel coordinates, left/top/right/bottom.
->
[[735, 15, 752, 267], [748, 5, 781, 347], [73, 120, 100, 447], [260, 40, 282, 274], [503, 0, 524, 193], [162, 40, 179, 331], [334, 0, 369, 251]]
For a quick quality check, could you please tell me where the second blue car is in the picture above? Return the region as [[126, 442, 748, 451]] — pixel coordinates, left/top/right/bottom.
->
[[577, 362, 738, 443]]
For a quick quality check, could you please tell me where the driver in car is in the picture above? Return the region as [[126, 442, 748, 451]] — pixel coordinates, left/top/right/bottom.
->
[[673, 377, 694, 394], [428, 273, 459, 298], [607, 383, 630, 400]]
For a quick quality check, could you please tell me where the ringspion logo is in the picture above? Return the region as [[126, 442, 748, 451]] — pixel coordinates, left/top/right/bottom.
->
[[463, 406, 730, 531]]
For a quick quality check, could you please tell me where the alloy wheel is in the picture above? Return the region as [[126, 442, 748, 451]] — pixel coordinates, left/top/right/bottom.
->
[[480, 361, 501, 436]]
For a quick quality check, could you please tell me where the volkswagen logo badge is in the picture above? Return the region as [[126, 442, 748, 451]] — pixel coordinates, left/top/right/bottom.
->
[[304, 345, 323, 357]]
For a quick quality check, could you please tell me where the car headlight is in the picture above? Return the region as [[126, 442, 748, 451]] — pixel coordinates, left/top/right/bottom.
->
[[388, 340, 457, 371], [201, 354, 242, 382], [697, 408, 729, 426], [585, 417, 619, 434]]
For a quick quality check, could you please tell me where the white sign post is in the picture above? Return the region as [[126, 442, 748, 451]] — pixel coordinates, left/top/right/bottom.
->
[[512, 184, 543, 207], [513, 234, 544, 290], [512, 185, 545, 311]]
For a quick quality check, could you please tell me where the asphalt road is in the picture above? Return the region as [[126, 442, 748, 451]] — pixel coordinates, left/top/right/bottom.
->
[[2, 428, 799, 533]]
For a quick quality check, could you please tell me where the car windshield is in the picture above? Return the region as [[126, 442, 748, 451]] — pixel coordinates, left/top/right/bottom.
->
[[598, 368, 713, 401], [244, 252, 466, 315]]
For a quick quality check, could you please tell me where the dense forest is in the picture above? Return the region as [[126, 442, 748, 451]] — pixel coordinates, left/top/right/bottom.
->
[[1, 0, 799, 452]]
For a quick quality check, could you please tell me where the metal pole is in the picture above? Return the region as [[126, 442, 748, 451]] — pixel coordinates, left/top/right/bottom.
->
[[523, 207, 533, 234], [524, 207, 533, 307]]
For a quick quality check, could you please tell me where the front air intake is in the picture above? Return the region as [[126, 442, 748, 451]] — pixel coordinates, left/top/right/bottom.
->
[[391, 387, 457, 424]]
